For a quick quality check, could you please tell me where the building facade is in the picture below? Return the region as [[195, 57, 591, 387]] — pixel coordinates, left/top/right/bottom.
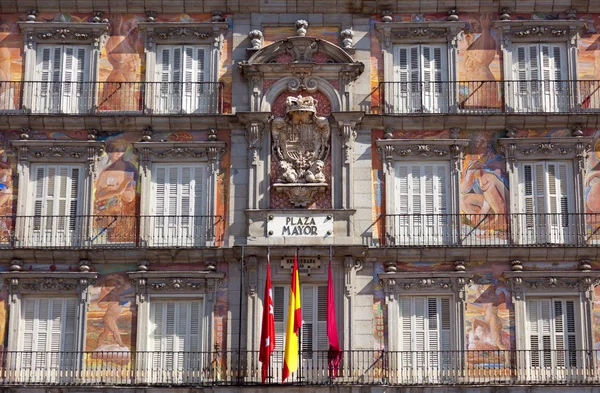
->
[[0, 0, 600, 392]]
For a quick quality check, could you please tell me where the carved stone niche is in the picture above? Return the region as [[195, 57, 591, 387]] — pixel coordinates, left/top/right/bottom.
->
[[271, 95, 331, 207]]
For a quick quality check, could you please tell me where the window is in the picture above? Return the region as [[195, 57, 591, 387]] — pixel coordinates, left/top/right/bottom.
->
[[511, 43, 568, 112], [154, 46, 212, 114], [18, 21, 108, 115], [393, 162, 449, 244], [378, 272, 469, 384], [29, 164, 84, 247], [392, 45, 448, 113], [517, 161, 573, 244], [505, 270, 594, 382], [274, 285, 328, 371], [134, 141, 226, 248], [34, 45, 90, 114], [499, 135, 591, 246], [399, 296, 452, 379], [12, 139, 104, 248], [149, 299, 204, 383], [150, 164, 207, 247], [377, 139, 467, 246], [20, 297, 78, 380], [527, 298, 578, 371]]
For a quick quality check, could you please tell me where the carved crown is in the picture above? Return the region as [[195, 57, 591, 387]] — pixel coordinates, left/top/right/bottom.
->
[[286, 95, 317, 114]]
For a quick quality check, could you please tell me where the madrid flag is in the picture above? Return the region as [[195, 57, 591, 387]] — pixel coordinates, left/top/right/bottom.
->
[[259, 257, 275, 383], [282, 253, 302, 382]]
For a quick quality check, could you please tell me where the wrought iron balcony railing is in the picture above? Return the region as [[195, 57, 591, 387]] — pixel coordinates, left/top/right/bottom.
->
[[0, 81, 224, 115], [0, 349, 598, 386], [380, 213, 600, 247], [378, 80, 600, 114], [0, 215, 222, 249]]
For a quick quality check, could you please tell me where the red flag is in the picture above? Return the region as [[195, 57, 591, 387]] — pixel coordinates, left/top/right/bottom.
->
[[327, 258, 341, 377], [259, 258, 275, 383]]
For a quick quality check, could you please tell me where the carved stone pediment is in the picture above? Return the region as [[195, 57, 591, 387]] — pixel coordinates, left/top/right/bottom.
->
[[129, 270, 225, 302], [133, 141, 227, 175], [379, 272, 472, 301], [492, 20, 585, 43], [504, 271, 600, 301], [376, 138, 469, 173], [18, 22, 109, 48], [498, 137, 591, 173], [12, 140, 105, 175], [139, 22, 229, 48], [1, 271, 98, 303], [374, 21, 466, 48]]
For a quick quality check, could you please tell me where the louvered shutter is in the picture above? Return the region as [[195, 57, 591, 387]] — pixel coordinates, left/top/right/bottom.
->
[[21, 298, 77, 372], [421, 45, 445, 112], [157, 46, 183, 113], [36, 46, 54, 112], [273, 286, 287, 352], [30, 164, 83, 247], [152, 165, 207, 246], [183, 46, 197, 113], [514, 44, 542, 111], [528, 299, 578, 369], [316, 285, 328, 351], [301, 285, 314, 358], [399, 296, 452, 371], [60, 46, 88, 113], [150, 300, 203, 378]]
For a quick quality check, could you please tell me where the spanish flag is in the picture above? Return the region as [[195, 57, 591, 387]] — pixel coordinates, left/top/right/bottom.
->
[[282, 252, 302, 382]]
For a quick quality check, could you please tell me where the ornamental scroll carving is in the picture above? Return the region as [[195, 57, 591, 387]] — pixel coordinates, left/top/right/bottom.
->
[[271, 95, 331, 207]]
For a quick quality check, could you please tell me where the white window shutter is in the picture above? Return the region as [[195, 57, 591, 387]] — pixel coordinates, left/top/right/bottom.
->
[[273, 286, 287, 352], [301, 285, 314, 355], [316, 285, 328, 350], [183, 46, 196, 112], [154, 166, 166, 216]]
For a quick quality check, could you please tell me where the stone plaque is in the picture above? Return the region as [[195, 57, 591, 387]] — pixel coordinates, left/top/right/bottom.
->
[[280, 257, 322, 275], [267, 214, 333, 237]]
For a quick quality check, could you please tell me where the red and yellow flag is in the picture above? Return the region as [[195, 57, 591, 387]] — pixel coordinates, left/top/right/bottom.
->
[[282, 252, 302, 382]]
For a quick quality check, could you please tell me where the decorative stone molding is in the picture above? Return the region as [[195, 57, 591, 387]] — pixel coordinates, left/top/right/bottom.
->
[[248, 29, 263, 50], [1, 271, 98, 304], [376, 139, 469, 174], [380, 272, 472, 301], [271, 95, 330, 207], [340, 29, 354, 50], [296, 20, 308, 36], [133, 141, 227, 176], [238, 112, 270, 167], [332, 112, 364, 165], [129, 270, 225, 303], [12, 140, 105, 176], [447, 9, 459, 22], [500, 9, 511, 21], [374, 21, 466, 48], [493, 20, 585, 45], [381, 11, 393, 23], [504, 270, 600, 351], [26, 10, 38, 22], [239, 36, 364, 113], [498, 137, 592, 173], [18, 21, 109, 48], [139, 22, 229, 49]]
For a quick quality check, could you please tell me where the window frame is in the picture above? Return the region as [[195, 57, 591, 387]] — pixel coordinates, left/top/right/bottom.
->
[[18, 21, 109, 114], [379, 271, 471, 370], [499, 135, 592, 245], [504, 270, 596, 379], [374, 21, 465, 114], [376, 138, 468, 246], [134, 140, 226, 247], [139, 22, 228, 115], [12, 139, 105, 248], [130, 268, 224, 384]]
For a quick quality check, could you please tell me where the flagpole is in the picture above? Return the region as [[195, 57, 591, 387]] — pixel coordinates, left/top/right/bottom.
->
[[296, 246, 301, 384], [237, 245, 244, 383]]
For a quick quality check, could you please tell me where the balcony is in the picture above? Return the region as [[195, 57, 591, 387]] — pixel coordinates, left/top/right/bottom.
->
[[378, 80, 600, 114], [0, 81, 224, 115], [0, 215, 222, 249], [0, 349, 597, 386], [379, 213, 600, 247]]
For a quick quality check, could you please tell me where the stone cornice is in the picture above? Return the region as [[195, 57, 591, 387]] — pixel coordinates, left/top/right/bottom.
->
[[492, 20, 585, 42], [503, 270, 600, 299], [129, 270, 225, 302], [18, 22, 109, 48], [374, 21, 466, 48], [378, 271, 472, 299], [139, 22, 229, 47]]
